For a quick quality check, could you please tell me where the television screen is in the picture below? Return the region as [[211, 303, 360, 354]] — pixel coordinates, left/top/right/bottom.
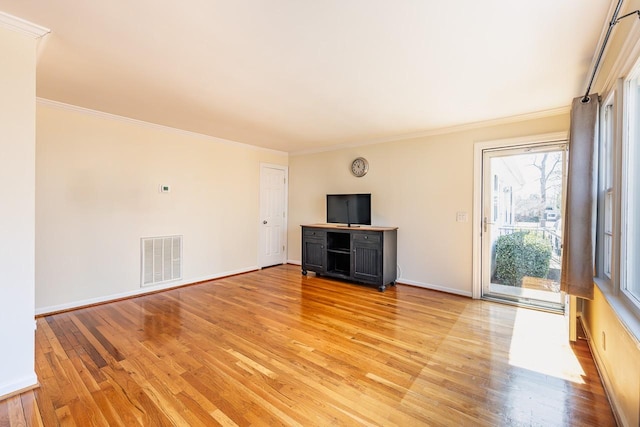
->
[[326, 194, 371, 226]]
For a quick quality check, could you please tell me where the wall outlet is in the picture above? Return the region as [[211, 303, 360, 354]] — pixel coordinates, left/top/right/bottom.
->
[[456, 211, 468, 222]]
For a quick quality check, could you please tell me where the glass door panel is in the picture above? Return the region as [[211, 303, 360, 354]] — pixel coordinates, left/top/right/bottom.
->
[[481, 143, 567, 312]]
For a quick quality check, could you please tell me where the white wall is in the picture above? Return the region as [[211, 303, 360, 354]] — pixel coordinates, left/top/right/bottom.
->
[[35, 102, 287, 313], [288, 114, 569, 296], [0, 26, 38, 397]]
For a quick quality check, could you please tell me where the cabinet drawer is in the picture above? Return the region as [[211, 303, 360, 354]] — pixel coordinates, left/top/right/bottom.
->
[[352, 233, 380, 243], [303, 229, 326, 238]]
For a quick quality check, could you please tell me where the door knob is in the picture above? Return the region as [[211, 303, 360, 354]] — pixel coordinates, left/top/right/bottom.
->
[[483, 217, 495, 233]]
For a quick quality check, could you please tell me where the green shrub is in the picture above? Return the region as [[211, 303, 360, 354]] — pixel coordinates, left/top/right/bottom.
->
[[494, 231, 552, 286]]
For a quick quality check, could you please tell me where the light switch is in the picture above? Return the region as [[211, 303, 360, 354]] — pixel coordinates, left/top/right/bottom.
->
[[159, 185, 171, 193]]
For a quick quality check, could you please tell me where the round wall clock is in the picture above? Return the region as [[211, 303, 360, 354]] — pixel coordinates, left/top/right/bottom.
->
[[351, 157, 369, 177]]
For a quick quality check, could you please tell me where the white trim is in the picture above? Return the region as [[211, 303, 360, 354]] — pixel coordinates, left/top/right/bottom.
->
[[282, 260, 471, 297], [397, 279, 473, 298], [258, 163, 289, 268], [36, 98, 289, 156], [474, 131, 568, 147], [290, 107, 570, 156], [472, 132, 568, 299], [619, 64, 640, 314], [598, 6, 640, 98], [282, 263, 471, 297], [597, 94, 617, 284], [0, 374, 38, 399], [580, 313, 629, 427], [609, 79, 625, 296], [0, 12, 50, 38], [275, 261, 472, 297], [34, 266, 259, 316]]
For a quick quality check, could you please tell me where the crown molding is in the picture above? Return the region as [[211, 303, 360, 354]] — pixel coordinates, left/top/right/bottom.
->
[[36, 98, 289, 156], [0, 12, 50, 38], [290, 106, 570, 156]]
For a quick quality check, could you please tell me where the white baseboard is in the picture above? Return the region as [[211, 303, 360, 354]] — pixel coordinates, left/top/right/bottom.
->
[[579, 315, 628, 427], [283, 263, 472, 297], [0, 373, 38, 400], [35, 266, 259, 316], [35, 262, 471, 315], [395, 278, 473, 297]]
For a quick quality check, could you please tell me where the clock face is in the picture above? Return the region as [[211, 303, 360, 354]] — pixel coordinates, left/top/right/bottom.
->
[[351, 157, 369, 177]]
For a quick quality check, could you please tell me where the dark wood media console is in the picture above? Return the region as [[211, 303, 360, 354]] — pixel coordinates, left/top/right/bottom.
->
[[301, 224, 398, 291]]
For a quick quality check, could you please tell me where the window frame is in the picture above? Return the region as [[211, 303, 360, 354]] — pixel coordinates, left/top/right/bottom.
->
[[620, 67, 640, 310], [598, 59, 640, 320], [597, 94, 616, 285], [590, 19, 640, 343], [603, 189, 613, 279]]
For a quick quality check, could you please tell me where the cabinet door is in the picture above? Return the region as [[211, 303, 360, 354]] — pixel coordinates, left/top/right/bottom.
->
[[352, 233, 382, 283], [303, 239, 325, 271], [302, 228, 325, 272]]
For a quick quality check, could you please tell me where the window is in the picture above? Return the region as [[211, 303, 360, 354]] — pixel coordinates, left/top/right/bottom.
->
[[493, 174, 499, 221], [604, 189, 613, 278], [600, 102, 614, 280], [596, 58, 640, 318], [622, 72, 640, 307]]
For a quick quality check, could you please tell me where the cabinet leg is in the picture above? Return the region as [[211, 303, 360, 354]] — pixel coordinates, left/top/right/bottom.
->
[[302, 270, 307, 276], [390, 281, 396, 287], [378, 284, 386, 292]]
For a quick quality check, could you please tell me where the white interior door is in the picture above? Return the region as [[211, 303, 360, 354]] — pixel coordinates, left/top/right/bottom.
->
[[259, 164, 287, 268]]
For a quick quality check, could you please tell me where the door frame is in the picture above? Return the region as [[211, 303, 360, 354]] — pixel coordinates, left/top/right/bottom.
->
[[258, 163, 289, 268], [472, 132, 568, 299]]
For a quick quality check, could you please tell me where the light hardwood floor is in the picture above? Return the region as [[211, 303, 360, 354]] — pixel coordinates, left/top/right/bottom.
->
[[0, 264, 615, 426]]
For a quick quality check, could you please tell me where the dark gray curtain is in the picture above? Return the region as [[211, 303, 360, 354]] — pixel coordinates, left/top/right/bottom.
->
[[561, 95, 599, 299]]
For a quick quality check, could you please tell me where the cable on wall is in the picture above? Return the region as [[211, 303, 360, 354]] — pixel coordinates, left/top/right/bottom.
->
[[582, 0, 640, 103]]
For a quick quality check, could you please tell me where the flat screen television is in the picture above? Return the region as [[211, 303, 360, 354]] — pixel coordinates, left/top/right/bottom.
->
[[326, 193, 371, 227]]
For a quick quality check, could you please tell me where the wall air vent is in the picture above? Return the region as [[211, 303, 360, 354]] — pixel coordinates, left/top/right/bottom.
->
[[141, 235, 182, 287]]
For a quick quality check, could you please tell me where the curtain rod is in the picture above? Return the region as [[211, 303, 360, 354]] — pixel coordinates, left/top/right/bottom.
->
[[582, 0, 640, 103]]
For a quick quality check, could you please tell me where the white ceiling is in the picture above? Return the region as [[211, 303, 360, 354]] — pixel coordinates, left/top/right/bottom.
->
[[0, 1, 612, 153]]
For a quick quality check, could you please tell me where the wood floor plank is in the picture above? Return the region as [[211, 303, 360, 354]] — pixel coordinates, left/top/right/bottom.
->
[[0, 265, 617, 426], [93, 382, 142, 427], [0, 399, 10, 427], [179, 371, 252, 426], [5, 396, 26, 427], [18, 392, 44, 427], [88, 386, 129, 427], [30, 384, 59, 427], [53, 405, 76, 427], [99, 363, 159, 426]]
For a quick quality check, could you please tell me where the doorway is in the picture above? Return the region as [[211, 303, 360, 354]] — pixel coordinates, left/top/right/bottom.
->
[[480, 142, 567, 312], [258, 163, 288, 268]]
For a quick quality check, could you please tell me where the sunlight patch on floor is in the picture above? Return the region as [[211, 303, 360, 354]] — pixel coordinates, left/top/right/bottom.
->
[[508, 308, 585, 384]]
